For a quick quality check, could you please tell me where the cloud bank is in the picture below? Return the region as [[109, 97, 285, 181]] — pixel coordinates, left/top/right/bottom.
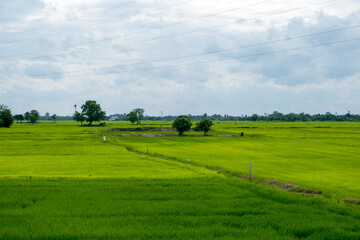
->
[[0, 0, 359, 116]]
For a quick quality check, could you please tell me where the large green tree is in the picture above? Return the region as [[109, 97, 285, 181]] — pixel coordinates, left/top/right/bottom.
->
[[126, 111, 137, 124], [173, 115, 192, 136], [81, 100, 106, 125], [196, 118, 213, 136], [134, 108, 145, 124], [29, 110, 40, 124], [0, 105, 14, 128], [126, 108, 145, 124]]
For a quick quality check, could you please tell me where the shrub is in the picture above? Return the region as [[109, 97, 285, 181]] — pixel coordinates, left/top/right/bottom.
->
[[0, 105, 14, 128]]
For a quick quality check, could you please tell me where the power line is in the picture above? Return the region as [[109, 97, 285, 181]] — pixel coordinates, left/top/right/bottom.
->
[[0, 0, 137, 38], [62, 37, 360, 76], [0, 0, 274, 59], [10, 36, 360, 80], [1, 0, 335, 61], [1, 0, 192, 44], [15, 25, 360, 78]]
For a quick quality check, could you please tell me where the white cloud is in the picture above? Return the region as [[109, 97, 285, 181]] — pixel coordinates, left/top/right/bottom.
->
[[0, 0, 359, 115]]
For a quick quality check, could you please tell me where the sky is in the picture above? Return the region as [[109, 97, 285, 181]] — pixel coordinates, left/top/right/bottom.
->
[[0, 0, 359, 116]]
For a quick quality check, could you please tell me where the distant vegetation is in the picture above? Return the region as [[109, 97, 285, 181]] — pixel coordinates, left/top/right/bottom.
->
[[110, 111, 360, 122], [2, 99, 360, 129], [13, 114, 24, 123], [23, 110, 40, 124], [29, 110, 39, 124]]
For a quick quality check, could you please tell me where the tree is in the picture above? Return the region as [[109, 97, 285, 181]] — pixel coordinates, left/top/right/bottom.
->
[[173, 115, 192, 136], [250, 114, 259, 121], [14, 114, 24, 123], [126, 108, 145, 124], [196, 118, 213, 136], [0, 105, 14, 128], [24, 112, 30, 122], [45, 112, 50, 120], [134, 108, 145, 124], [51, 114, 57, 122], [126, 111, 137, 124], [29, 115, 37, 124], [81, 100, 106, 125], [29, 110, 39, 124], [73, 111, 86, 125]]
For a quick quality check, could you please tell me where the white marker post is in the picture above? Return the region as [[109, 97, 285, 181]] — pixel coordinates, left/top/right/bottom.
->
[[103, 135, 106, 142], [249, 162, 252, 182]]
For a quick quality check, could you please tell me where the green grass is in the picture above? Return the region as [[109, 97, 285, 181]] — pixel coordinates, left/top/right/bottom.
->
[[0, 122, 213, 178], [0, 121, 359, 239], [111, 121, 360, 199], [1, 178, 360, 239]]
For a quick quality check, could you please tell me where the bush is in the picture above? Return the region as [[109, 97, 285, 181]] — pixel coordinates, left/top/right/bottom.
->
[[0, 105, 14, 128]]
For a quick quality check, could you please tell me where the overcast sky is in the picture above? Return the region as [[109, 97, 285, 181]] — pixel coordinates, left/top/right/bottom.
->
[[0, 0, 359, 116]]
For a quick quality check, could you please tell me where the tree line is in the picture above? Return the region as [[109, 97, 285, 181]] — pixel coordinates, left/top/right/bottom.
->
[[109, 111, 360, 122], [1, 101, 360, 129]]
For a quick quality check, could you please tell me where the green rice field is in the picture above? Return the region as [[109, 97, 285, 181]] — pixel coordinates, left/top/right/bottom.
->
[[116, 121, 360, 199], [0, 121, 359, 239]]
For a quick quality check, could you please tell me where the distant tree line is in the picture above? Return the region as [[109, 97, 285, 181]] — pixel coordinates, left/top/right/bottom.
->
[[239, 111, 360, 122], [108, 111, 360, 122], [2, 100, 360, 129], [14, 110, 40, 124]]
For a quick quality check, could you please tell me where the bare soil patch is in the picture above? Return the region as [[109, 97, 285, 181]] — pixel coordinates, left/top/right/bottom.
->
[[343, 198, 360, 205], [262, 179, 299, 191], [298, 188, 322, 195], [261, 179, 322, 194]]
